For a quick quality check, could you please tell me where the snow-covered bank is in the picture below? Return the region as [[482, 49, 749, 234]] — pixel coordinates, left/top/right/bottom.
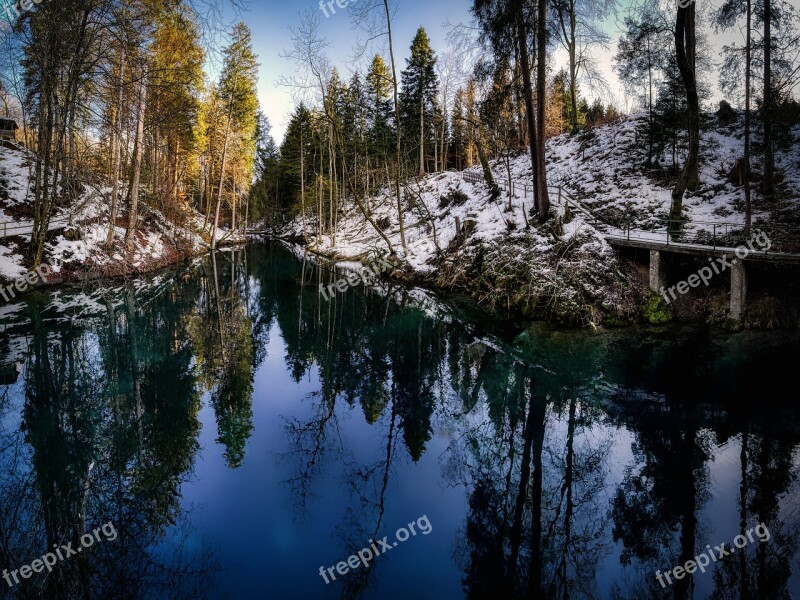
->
[[276, 167, 643, 325], [0, 142, 239, 284], [273, 113, 800, 326]]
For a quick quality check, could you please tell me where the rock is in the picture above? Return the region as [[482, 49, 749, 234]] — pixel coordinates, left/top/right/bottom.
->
[[63, 227, 82, 241], [716, 100, 737, 127]]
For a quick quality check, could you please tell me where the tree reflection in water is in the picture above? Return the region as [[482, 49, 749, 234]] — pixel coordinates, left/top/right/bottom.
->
[[0, 243, 799, 599]]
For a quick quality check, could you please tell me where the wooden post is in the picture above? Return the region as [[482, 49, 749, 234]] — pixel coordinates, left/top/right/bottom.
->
[[730, 259, 747, 320], [649, 250, 666, 293]]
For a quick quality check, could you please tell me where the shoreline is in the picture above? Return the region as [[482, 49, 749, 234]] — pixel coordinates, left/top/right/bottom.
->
[[267, 234, 800, 331], [0, 237, 247, 296]]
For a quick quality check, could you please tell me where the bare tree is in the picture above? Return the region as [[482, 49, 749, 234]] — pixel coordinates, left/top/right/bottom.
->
[[125, 78, 147, 251], [670, 2, 700, 224], [762, 0, 773, 195], [349, 0, 407, 254], [107, 46, 125, 248], [549, 0, 615, 133]]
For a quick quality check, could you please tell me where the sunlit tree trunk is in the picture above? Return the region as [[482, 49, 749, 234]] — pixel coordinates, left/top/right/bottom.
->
[[125, 80, 147, 252]]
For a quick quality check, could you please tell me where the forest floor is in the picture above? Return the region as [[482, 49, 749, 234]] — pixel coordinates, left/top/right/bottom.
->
[[276, 113, 800, 327], [0, 141, 242, 286]]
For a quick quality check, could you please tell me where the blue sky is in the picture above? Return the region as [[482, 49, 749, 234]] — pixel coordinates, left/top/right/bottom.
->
[[225, 0, 737, 144], [229, 0, 473, 142]]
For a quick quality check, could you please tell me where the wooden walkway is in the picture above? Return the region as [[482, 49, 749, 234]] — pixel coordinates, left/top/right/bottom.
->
[[250, 168, 800, 263], [457, 169, 800, 262], [0, 217, 72, 240]]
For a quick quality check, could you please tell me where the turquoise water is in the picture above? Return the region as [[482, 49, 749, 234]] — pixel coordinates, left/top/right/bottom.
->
[[1, 243, 799, 599]]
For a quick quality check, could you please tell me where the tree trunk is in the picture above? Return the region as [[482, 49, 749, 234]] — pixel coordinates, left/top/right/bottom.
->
[[231, 176, 236, 233], [744, 0, 752, 226], [419, 92, 425, 176], [328, 121, 334, 238], [211, 108, 233, 250], [384, 0, 406, 253], [125, 80, 147, 252], [476, 125, 494, 186], [513, 36, 527, 147], [762, 0, 773, 195], [243, 192, 250, 236], [647, 35, 654, 166], [536, 0, 551, 218], [107, 47, 125, 248], [568, 0, 579, 134], [670, 4, 700, 224], [301, 117, 306, 236], [516, 4, 540, 213]]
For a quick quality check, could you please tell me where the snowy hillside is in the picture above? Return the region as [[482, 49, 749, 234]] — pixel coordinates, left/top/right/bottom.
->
[[546, 113, 800, 228], [0, 142, 233, 283], [278, 113, 800, 324]]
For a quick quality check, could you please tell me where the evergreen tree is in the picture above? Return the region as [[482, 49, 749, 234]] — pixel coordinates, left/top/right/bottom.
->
[[546, 70, 566, 137], [278, 104, 315, 216], [211, 22, 260, 246], [249, 112, 280, 226], [148, 4, 205, 209], [367, 55, 393, 134], [399, 27, 439, 176]]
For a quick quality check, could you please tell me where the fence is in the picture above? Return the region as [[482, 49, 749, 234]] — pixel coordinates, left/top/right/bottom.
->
[[453, 168, 800, 256], [0, 217, 71, 240]]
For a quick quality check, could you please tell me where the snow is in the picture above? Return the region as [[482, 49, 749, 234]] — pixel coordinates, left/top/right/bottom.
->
[[278, 112, 799, 270], [0, 141, 34, 207], [269, 112, 800, 323], [0, 244, 26, 280], [0, 143, 237, 284]]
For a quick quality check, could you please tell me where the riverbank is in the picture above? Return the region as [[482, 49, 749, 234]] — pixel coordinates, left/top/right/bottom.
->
[[275, 227, 645, 328], [0, 142, 243, 289], [269, 114, 800, 329]]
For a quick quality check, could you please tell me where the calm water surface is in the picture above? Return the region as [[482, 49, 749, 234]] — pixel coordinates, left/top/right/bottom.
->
[[1, 243, 799, 599]]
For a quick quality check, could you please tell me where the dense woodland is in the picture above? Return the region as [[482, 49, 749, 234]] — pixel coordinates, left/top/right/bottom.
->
[[1, 0, 799, 266], [1, 0, 260, 265]]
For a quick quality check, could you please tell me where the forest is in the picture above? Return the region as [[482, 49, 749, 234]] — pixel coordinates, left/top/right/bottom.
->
[[253, 0, 800, 244], [1, 0, 798, 272]]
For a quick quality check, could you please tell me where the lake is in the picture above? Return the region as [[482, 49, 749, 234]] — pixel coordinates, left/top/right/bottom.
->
[[1, 243, 799, 599]]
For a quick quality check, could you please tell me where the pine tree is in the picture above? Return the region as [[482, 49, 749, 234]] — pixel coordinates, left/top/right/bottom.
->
[[211, 23, 260, 248], [366, 54, 394, 187], [472, 0, 550, 218], [400, 27, 439, 177], [546, 69, 569, 137], [278, 104, 315, 217], [249, 112, 280, 226]]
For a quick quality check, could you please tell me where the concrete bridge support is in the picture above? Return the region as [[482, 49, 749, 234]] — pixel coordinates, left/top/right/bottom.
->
[[730, 260, 747, 320], [649, 250, 666, 293]]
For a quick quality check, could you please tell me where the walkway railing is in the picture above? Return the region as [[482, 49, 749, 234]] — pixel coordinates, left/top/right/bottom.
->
[[0, 217, 72, 240], [611, 219, 800, 254], [455, 168, 800, 257]]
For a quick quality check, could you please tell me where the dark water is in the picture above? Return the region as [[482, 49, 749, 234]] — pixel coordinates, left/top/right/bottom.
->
[[1, 243, 800, 600]]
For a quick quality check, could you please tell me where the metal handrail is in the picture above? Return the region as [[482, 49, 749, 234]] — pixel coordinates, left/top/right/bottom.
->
[[0, 217, 72, 239], [419, 168, 800, 255]]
